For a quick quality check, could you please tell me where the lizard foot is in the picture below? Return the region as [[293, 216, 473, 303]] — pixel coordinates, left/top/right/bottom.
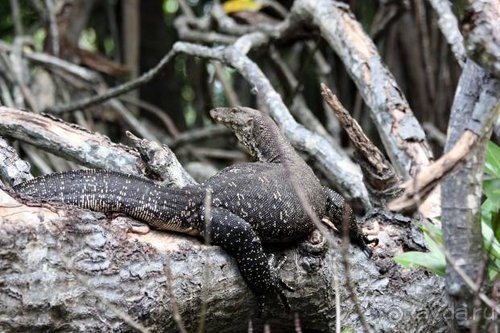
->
[[256, 277, 293, 316], [299, 229, 328, 256], [270, 255, 294, 312], [126, 220, 151, 235], [254, 254, 294, 315]]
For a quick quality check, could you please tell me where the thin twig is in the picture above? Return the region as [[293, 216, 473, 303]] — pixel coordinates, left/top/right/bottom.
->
[[282, 144, 370, 332], [45, 49, 177, 113], [119, 96, 180, 137], [214, 63, 240, 106], [413, 0, 436, 101], [108, 98, 160, 142], [288, 40, 321, 103], [294, 312, 303, 333], [167, 125, 229, 149], [0, 40, 100, 82], [388, 130, 479, 211], [334, 274, 341, 333]]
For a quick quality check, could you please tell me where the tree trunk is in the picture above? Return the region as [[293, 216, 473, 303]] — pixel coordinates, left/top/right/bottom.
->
[[0, 188, 449, 332]]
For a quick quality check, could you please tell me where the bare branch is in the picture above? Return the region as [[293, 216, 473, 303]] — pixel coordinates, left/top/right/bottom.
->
[[0, 137, 33, 186], [0, 107, 144, 175], [321, 84, 401, 202], [441, 60, 500, 330], [45, 0, 60, 56], [126, 131, 195, 187], [462, 0, 500, 77], [9, 0, 24, 36], [427, 0, 467, 66], [388, 130, 480, 211], [289, 0, 434, 178], [389, 61, 500, 212], [44, 49, 177, 113], [0, 40, 101, 82]]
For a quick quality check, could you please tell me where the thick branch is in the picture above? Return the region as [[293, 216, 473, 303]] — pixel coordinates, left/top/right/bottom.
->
[[0, 136, 33, 186], [427, 0, 467, 67], [462, 0, 500, 78], [441, 61, 500, 331], [0, 107, 142, 174], [388, 61, 500, 212], [0, 188, 449, 332]]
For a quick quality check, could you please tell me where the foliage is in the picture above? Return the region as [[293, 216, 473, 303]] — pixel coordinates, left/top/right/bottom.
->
[[395, 142, 500, 281], [394, 223, 446, 276]]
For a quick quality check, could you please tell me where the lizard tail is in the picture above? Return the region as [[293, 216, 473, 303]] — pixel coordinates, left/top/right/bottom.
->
[[14, 169, 201, 233]]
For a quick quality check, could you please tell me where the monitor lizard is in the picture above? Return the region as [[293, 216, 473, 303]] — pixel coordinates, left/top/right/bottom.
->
[[14, 106, 374, 308]]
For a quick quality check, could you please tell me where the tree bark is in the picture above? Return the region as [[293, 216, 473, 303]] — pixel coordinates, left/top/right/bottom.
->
[[462, 0, 500, 78], [441, 60, 500, 331], [0, 186, 449, 332]]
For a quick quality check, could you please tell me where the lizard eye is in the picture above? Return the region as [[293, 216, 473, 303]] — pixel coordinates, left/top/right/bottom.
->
[[230, 107, 238, 114]]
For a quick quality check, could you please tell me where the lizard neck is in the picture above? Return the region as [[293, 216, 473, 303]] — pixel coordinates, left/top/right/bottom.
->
[[250, 115, 298, 164]]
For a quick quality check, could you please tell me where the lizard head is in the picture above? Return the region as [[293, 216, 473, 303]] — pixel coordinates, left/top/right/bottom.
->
[[210, 106, 269, 159]]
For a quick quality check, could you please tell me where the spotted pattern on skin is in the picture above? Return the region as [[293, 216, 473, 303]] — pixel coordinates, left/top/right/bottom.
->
[[15, 107, 371, 300]]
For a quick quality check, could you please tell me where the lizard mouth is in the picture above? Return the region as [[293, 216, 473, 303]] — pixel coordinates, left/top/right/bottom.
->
[[210, 108, 240, 128], [209, 109, 229, 124]]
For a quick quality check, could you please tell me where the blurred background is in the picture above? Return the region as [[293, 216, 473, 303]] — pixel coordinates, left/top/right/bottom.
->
[[0, 0, 467, 176]]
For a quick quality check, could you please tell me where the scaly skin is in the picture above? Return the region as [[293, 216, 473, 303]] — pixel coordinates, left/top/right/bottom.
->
[[14, 106, 373, 306]]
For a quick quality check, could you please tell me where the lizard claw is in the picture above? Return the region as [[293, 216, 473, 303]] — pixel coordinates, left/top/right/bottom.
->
[[361, 244, 373, 258], [255, 254, 294, 314], [256, 285, 292, 317], [269, 254, 294, 292], [268, 253, 287, 270], [360, 236, 378, 258], [366, 236, 379, 245], [272, 258, 294, 310], [277, 289, 291, 313]]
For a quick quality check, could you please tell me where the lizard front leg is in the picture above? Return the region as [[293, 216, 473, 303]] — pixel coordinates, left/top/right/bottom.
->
[[323, 187, 377, 256], [205, 207, 291, 309]]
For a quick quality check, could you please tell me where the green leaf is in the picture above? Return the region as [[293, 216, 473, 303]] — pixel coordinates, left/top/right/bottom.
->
[[482, 198, 500, 242], [395, 222, 446, 276], [482, 199, 497, 226], [394, 251, 446, 276], [493, 210, 500, 241], [483, 179, 500, 203], [482, 220, 500, 260], [420, 223, 444, 245], [423, 232, 445, 259], [486, 256, 499, 281], [485, 141, 500, 178]]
